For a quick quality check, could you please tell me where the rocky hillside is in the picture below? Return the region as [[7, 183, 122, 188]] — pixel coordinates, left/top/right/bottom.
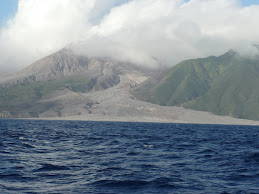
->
[[132, 50, 259, 120], [0, 49, 152, 118], [1, 49, 85, 86], [1, 48, 259, 124]]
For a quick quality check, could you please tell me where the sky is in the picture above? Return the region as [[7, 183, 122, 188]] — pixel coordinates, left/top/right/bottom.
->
[[0, 0, 259, 74], [242, 0, 259, 6], [0, 0, 18, 27]]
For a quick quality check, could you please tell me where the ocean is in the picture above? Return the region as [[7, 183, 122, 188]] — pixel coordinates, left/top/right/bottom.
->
[[0, 119, 258, 193]]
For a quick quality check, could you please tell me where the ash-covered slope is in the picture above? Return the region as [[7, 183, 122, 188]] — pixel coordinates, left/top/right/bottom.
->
[[0, 49, 114, 87], [1, 48, 259, 125], [0, 48, 153, 118], [0, 48, 150, 91]]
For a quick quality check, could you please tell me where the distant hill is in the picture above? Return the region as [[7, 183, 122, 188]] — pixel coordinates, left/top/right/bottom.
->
[[1, 47, 259, 123], [0, 49, 103, 87], [132, 50, 259, 120], [0, 49, 150, 118]]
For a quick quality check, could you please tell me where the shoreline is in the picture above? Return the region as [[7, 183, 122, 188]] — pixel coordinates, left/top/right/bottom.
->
[[2, 115, 259, 126]]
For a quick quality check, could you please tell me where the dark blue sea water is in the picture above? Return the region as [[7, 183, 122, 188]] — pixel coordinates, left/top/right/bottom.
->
[[0, 119, 258, 193]]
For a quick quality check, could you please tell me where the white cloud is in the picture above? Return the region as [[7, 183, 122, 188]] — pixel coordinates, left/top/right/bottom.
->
[[73, 0, 259, 68], [1, 0, 259, 73], [0, 0, 126, 72]]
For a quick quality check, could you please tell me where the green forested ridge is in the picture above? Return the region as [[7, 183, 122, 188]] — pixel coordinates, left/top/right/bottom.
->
[[0, 75, 93, 116], [133, 51, 259, 120]]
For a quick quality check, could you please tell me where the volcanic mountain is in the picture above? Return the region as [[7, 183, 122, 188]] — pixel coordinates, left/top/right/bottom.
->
[[132, 50, 259, 120], [0, 48, 259, 125], [1, 49, 119, 88], [0, 49, 154, 119]]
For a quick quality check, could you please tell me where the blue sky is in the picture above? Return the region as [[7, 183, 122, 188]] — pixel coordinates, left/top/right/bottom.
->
[[0, 0, 18, 27], [242, 0, 259, 6], [0, 0, 259, 28], [0, 0, 259, 72]]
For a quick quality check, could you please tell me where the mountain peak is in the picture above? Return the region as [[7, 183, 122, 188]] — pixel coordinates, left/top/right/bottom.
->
[[0, 49, 91, 86], [133, 50, 259, 120], [0, 48, 151, 89]]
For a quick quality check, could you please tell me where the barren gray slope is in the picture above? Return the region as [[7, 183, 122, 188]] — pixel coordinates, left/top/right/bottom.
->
[[1, 48, 258, 125], [0, 48, 152, 88], [38, 72, 259, 125], [0, 49, 107, 86]]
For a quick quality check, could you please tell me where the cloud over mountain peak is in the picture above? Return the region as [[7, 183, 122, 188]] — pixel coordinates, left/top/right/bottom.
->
[[1, 0, 259, 72]]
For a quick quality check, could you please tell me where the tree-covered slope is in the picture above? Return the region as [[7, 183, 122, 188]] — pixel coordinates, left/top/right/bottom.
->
[[132, 51, 259, 120], [0, 74, 95, 117]]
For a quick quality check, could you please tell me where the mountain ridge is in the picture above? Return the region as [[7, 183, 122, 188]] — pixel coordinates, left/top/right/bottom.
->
[[0, 48, 153, 118], [1, 48, 259, 123], [132, 50, 259, 120], [0, 49, 99, 87]]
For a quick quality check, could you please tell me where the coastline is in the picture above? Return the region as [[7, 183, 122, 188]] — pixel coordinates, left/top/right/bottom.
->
[[7, 114, 259, 126]]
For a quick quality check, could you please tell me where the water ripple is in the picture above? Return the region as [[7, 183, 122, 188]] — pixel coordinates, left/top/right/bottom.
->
[[0, 120, 258, 193]]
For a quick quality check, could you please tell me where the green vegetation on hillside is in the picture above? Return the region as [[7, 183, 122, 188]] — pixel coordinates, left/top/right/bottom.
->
[[0, 75, 94, 116], [133, 51, 259, 120]]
